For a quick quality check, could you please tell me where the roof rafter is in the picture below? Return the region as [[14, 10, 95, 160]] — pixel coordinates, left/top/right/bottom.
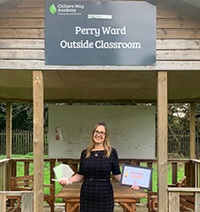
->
[[182, 0, 200, 9]]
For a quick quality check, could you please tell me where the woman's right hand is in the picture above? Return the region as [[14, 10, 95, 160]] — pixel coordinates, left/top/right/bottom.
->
[[59, 178, 70, 186]]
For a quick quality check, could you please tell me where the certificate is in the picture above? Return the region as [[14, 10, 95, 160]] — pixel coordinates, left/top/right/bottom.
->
[[120, 164, 152, 189]]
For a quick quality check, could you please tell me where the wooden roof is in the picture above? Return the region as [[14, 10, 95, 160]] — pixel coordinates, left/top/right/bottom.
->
[[0, 0, 200, 103]]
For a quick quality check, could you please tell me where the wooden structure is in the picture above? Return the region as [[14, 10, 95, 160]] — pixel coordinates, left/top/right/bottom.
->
[[1, 157, 200, 211], [10, 175, 55, 212], [56, 182, 147, 212], [0, 0, 200, 211], [0, 191, 33, 212], [147, 176, 187, 212], [168, 187, 200, 212]]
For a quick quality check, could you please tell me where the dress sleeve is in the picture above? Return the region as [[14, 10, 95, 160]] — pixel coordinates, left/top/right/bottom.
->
[[77, 150, 85, 175], [111, 148, 121, 175]]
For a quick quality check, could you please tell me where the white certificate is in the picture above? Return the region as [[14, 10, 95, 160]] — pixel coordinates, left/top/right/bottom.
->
[[120, 164, 152, 190]]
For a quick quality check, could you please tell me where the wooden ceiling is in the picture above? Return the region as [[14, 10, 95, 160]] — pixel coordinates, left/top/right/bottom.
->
[[1, 70, 200, 103]]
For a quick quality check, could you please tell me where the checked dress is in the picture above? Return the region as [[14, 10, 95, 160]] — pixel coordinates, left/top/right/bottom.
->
[[78, 148, 121, 212]]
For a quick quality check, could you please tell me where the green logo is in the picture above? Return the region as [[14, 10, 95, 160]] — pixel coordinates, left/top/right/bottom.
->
[[49, 4, 57, 15]]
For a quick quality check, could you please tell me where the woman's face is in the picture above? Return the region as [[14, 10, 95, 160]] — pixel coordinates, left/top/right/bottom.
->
[[93, 125, 106, 145]]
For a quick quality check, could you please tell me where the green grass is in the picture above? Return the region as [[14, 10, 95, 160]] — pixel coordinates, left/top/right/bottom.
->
[[151, 162, 185, 192]]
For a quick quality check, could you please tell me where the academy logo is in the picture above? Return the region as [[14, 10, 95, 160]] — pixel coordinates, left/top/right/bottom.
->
[[49, 4, 57, 15]]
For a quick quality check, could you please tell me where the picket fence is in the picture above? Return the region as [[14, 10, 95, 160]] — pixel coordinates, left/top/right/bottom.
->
[[0, 130, 200, 157], [0, 130, 48, 155]]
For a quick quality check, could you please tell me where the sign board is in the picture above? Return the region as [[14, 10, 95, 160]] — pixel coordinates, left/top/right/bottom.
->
[[45, 1, 156, 65]]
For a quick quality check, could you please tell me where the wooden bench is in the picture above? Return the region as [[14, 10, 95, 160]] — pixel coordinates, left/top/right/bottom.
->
[[147, 176, 187, 212], [0, 191, 33, 212], [10, 175, 55, 212]]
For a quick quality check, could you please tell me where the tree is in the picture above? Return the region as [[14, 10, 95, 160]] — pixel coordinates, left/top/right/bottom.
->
[[0, 103, 49, 130]]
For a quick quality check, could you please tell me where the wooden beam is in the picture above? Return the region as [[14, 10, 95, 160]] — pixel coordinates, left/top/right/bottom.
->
[[5, 102, 12, 190], [6, 102, 12, 158], [190, 102, 196, 159], [0, 0, 9, 5], [33, 71, 44, 212], [182, 0, 200, 9], [157, 71, 168, 212]]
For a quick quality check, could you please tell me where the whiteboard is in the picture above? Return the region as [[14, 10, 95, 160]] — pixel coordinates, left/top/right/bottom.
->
[[48, 105, 156, 159]]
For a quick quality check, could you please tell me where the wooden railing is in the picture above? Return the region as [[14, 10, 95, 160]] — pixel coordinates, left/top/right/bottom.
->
[[8, 158, 190, 192], [0, 158, 193, 192], [0, 159, 10, 191], [184, 159, 200, 188], [2, 157, 200, 211], [2, 157, 200, 212], [168, 187, 200, 211]]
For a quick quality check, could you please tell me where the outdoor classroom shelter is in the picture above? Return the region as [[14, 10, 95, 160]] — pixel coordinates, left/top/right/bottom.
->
[[0, 0, 200, 211]]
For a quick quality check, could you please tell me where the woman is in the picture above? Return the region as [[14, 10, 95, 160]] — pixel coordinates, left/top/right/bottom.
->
[[59, 122, 139, 212]]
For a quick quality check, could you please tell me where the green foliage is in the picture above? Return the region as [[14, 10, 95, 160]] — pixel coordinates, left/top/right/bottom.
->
[[0, 103, 49, 130]]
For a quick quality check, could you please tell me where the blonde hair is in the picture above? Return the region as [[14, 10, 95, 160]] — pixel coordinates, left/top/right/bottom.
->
[[85, 122, 112, 158]]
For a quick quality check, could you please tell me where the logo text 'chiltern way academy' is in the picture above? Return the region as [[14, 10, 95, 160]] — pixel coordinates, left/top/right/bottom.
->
[[49, 4, 57, 14]]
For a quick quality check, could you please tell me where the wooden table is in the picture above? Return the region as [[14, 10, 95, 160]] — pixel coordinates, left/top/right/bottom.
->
[[56, 182, 147, 212]]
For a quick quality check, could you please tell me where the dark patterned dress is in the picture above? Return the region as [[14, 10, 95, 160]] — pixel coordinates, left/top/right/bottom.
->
[[78, 148, 121, 212]]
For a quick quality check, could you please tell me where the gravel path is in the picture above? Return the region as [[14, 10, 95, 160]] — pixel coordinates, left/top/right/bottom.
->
[[44, 203, 148, 212]]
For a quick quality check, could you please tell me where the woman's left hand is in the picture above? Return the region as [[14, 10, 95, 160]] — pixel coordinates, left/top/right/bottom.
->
[[131, 185, 140, 190]]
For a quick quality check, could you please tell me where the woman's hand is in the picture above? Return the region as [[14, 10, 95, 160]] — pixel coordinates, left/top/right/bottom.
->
[[131, 185, 140, 190], [59, 178, 71, 186]]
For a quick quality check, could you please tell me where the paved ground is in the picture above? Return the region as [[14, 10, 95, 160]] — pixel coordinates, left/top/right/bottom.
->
[[44, 203, 148, 212]]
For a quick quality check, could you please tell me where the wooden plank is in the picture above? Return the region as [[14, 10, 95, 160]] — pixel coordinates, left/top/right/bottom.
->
[[33, 71, 44, 212], [195, 192, 200, 211], [21, 192, 33, 212], [183, 0, 200, 9], [0, 18, 44, 28], [157, 10, 200, 19], [1, 49, 200, 61], [0, 193, 6, 212], [6, 103, 12, 159], [157, 50, 200, 60], [168, 192, 180, 212], [0, 9, 44, 18], [172, 163, 178, 185], [17, 2, 44, 8], [157, 39, 200, 50], [157, 71, 168, 212], [0, 0, 21, 9], [157, 0, 200, 9], [157, 29, 200, 39], [0, 29, 44, 39], [0, 60, 200, 71], [0, 49, 44, 59], [168, 188, 200, 192], [190, 103, 196, 159], [157, 19, 200, 29], [0, 39, 44, 49]]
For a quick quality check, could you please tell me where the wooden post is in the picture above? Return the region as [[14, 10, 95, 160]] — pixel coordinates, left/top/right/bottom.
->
[[6, 102, 12, 158], [157, 71, 168, 212], [21, 191, 34, 212], [0, 193, 6, 211], [0, 191, 33, 212], [6, 103, 12, 190], [33, 71, 44, 212], [190, 102, 196, 159]]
